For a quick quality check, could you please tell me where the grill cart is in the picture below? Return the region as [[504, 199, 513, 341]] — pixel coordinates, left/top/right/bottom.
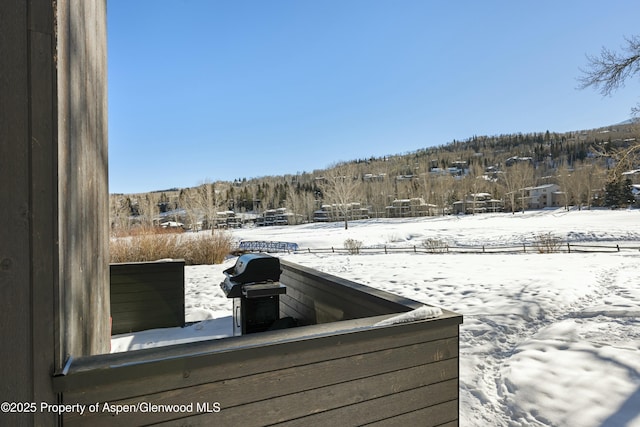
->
[[220, 253, 286, 335]]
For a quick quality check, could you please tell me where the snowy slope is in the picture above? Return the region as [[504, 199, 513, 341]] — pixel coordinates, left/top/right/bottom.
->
[[112, 208, 640, 427]]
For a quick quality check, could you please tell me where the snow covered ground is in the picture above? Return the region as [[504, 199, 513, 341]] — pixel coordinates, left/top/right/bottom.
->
[[112, 208, 640, 427]]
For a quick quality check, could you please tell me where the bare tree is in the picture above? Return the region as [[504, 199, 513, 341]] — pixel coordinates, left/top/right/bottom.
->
[[515, 163, 535, 213], [500, 162, 534, 213], [580, 35, 640, 177], [196, 181, 224, 229], [136, 193, 159, 228], [301, 191, 318, 223], [179, 188, 201, 231], [109, 194, 132, 234], [433, 174, 455, 216], [556, 163, 573, 210], [320, 163, 361, 229], [568, 162, 605, 210], [362, 178, 388, 218], [583, 162, 606, 209], [579, 35, 640, 101], [285, 188, 308, 225], [467, 162, 489, 214]]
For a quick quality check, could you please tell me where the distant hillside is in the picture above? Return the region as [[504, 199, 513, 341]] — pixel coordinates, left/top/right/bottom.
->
[[110, 121, 640, 229]]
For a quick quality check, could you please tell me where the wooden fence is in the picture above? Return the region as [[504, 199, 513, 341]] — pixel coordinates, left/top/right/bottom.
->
[[55, 260, 462, 426], [238, 241, 640, 255]]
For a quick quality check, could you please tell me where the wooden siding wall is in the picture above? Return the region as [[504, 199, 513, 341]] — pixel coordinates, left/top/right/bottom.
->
[[56, 262, 462, 426], [0, 1, 59, 424], [279, 259, 423, 324], [1, 0, 108, 425], [110, 261, 186, 334]]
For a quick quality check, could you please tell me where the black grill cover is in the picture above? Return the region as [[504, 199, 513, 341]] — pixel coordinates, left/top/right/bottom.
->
[[221, 254, 282, 298]]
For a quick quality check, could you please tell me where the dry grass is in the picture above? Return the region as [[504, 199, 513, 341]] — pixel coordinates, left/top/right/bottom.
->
[[534, 232, 563, 254], [111, 225, 184, 238], [181, 233, 234, 265], [110, 228, 233, 265], [422, 238, 449, 253], [343, 238, 363, 254]]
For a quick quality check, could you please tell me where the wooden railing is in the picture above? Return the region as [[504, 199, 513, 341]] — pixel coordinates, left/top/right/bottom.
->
[[55, 261, 463, 426]]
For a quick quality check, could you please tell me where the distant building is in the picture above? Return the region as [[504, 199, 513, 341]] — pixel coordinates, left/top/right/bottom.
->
[[385, 198, 438, 218], [256, 208, 301, 226], [363, 173, 386, 181], [210, 211, 241, 229], [313, 203, 370, 222], [524, 184, 562, 209], [631, 184, 640, 203], [429, 166, 465, 177], [622, 169, 640, 184], [505, 156, 533, 167], [452, 193, 503, 214]]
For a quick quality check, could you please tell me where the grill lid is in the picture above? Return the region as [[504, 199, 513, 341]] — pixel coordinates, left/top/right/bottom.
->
[[220, 253, 282, 298]]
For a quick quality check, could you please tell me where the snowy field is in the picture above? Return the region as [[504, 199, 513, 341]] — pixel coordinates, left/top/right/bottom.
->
[[112, 208, 640, 427]]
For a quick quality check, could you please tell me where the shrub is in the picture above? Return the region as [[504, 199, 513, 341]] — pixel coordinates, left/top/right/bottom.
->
[[181, 231, 233, 265], [110, 232, 180, 263], [422, 238, 448, 253], [534, 232, 562, 254], [110, 229, 232, 264], [344, 238, 363, 255]]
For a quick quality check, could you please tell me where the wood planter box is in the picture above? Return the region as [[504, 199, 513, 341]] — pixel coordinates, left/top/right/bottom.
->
[[110, 260, 186, 334], [55, 259, 463, 426]]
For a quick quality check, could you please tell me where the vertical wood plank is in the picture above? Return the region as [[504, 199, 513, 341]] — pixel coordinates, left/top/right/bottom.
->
[[0, 2, 32, 424], [29, 21, 59, 427], [57, 0, 110, 357], [1, 0, 59, 424]]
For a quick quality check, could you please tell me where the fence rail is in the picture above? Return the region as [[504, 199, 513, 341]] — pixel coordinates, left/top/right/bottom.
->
[[238, 240, 299, 253], [237, 240, 640, 255]]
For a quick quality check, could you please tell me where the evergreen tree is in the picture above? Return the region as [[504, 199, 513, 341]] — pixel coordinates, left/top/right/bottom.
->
[[604, 178, 634, 208]]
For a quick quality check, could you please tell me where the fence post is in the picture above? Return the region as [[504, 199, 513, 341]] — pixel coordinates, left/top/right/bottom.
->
[[482, 245, 485, 253], [331, 246, 334, 253], [523, 243, 526, 253], [617, 244, 620, 252], [413, 245, 416, 253], [567, 243, 571, 254], [384, 245, 387, 254]]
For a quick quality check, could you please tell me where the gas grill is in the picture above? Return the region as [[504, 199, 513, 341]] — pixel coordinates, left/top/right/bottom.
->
[[220, 253, 286, 335]]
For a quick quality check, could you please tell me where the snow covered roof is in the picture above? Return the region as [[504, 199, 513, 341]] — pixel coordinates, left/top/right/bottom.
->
[[524, 184, 559, 191]]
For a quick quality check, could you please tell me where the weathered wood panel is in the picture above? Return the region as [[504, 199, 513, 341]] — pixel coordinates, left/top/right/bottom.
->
[[57, 0, 110, 356], [272, 381, 459, 427], [110, 261, 185, 334], [351, 401, 460, 427], [59, 319, 459, 426], [146, 373, 458, 427], [56, 261, 462, 426], [0, 2, 36, 424], [29, 14, 59, 422], [57, 319, 460, 400], [1, 1, 60, 425], [279, 259, 439, 323], [279, 285, 319, 325]]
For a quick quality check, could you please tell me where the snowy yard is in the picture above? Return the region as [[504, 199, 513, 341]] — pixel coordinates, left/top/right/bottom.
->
[[112, 208, 640, 427]]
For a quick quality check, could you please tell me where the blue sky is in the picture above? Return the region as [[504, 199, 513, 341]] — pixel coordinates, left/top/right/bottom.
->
[[108, 1, 640, 194]]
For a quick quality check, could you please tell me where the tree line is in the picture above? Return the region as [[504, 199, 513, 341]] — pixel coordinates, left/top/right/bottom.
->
[[110, 122, 639, 232]]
